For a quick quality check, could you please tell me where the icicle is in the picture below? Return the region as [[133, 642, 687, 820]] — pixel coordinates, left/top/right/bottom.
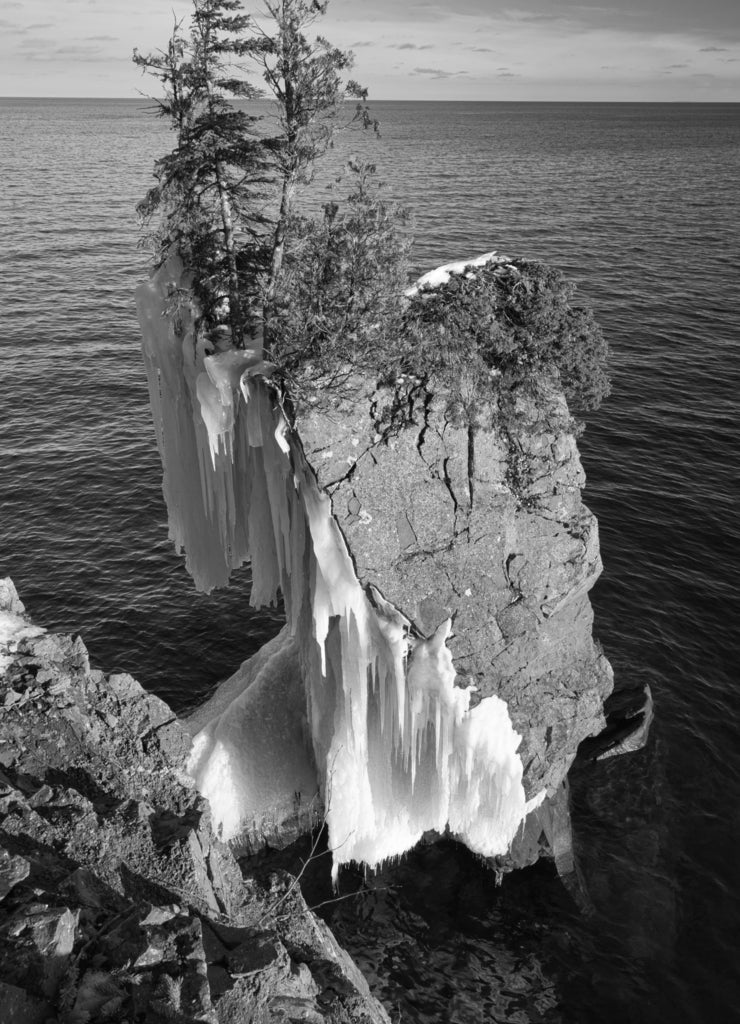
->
[[525, 789, 547, 815]]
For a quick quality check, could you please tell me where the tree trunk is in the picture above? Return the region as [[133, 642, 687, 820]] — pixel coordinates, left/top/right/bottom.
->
[[214, 156, 243, 347], [263, 37, 298, 349], [263, 172, 294, 347]]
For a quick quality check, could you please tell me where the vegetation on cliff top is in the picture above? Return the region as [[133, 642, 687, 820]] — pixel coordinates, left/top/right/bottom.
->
[[134, 0, 378, 348], [398, 258, 611, 422], [280, 253, 609, 436], [135, 0, 609, 430]]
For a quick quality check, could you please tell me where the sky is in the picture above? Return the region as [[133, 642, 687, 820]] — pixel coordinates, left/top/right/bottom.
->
[[1, 0, 738, 101]]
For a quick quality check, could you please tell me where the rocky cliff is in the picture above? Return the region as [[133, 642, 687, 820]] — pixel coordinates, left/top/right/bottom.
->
[[297, 376, 612, 805], [0, 579, 389, 1024], [182, 367, 615, 877], [136, 254, 650, 884], [290, 370, 613, 872]]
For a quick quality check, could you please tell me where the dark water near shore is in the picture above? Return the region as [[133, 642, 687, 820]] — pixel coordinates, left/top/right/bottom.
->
[[1, 99, 739, 1022]]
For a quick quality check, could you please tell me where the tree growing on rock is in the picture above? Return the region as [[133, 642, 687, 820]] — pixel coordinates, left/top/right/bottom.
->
[[135, 0, 383, 352], [270, 158, 411, 383], [134, 1, 271, 346], [398, 259, 610, 426], [241, 0, 377, 338]]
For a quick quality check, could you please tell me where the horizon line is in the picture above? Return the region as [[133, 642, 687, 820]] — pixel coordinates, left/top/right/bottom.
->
[[1, 95, 739, 104]]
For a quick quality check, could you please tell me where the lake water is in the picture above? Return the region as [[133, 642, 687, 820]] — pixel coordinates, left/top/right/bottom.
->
[[1, 98, 739, 1023]]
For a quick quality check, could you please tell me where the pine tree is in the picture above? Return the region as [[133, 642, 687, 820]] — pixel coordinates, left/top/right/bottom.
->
[[134, 1, 270, 347], [136, 0, 390, 357], [241, 0, 377, 338], [272, 159, 411, 377]]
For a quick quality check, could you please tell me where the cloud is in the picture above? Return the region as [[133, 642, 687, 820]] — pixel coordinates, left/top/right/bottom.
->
[[501, 8, 563, 23], [699, 46, 728, 52], [666, 63, 689, 68], [350, 40, 374, 47], [411, 66, 467, 79], [497, 71, 519, 77], [55, 45, 102, 54], [17, 36, 51, 50], [568, 3, 624, 11], [24, 42, 106, 64], [390, 43, 434, 50], [466, 46, 494, 52], [84, 35, 118, 41]]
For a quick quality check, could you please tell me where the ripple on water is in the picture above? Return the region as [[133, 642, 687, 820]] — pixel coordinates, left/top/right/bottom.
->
[[1, 99, 739, 1023]]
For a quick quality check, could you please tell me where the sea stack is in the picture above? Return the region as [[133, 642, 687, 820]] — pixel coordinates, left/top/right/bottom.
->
[[137, 252, 630, 879], [295, 364, 613, 871]]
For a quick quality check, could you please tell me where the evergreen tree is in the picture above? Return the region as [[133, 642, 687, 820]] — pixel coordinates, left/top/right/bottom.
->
[[273, 159, 411, 378], [134, 1, 270, 347], [242, 0, 377, 336], [136, 0, 397, 360]]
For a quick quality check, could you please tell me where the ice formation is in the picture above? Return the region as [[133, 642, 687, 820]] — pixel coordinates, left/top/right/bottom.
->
[[0, 580, 45, 674], [186, 628, 319, 849], [404, 250, 511, 297], [137, 257, 543, 877]]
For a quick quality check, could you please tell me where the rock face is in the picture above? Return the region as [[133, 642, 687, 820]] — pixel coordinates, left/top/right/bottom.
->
[[0, 579, 389, 1024], [296, 377, 613, 827], [136, 256, 645, 881]]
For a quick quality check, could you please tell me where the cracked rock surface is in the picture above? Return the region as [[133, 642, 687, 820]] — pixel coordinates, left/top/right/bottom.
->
[[0, 579, 389, 1024], [297, 379, 613, 813]]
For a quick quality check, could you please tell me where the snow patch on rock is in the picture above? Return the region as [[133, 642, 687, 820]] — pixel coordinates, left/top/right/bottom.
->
[[0, 579, 45, 673], [404, 250, 512, 297]]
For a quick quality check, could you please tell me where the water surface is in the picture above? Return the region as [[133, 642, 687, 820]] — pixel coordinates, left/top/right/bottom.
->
[[1, 98, 739, 1023]]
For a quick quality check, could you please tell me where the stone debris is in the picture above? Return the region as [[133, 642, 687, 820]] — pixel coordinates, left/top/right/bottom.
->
[[0, 578, 390, 1024], [226, 932, 286, 976], [0, 849, 29, 901]]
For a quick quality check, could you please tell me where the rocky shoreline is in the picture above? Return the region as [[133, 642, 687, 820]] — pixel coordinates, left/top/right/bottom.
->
[[0, 563, 651, 1024], [0, 579, 389, 1024], [1, 259, 654, 1017]]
